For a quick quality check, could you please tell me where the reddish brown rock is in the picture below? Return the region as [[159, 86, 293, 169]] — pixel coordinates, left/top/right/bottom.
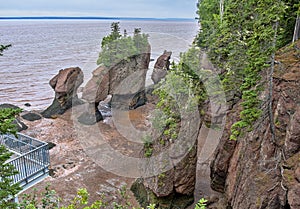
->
[[78, 66, 109, 125], [78, 47, 151, 124], [285, 108, 300, 157], [209, 41, 300, 208], [288, 186, 300, 209], [42, 67, 84, 118], [109, 47, 151, 96], [82, 65, 109, 104], [296, 167, 300, 182], [108, 49, 150, 111], [151, 50, 172, 84], [132, 110, 200, 208], [49, 67, 83, 99]]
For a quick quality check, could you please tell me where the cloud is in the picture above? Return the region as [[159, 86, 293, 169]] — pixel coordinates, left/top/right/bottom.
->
[[0, 0, 197, 18]]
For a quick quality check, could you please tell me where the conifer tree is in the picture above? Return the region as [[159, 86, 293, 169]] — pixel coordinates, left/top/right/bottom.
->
[[0, 108, 22, 208], [0, 44, 11, 56]]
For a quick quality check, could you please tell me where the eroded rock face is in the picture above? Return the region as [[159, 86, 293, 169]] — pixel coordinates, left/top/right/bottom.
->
[[79, 66, 109, 125], [288, 186, 300, 208], [209, 41, 300, 209], [109, 49, 150, 96], [78, 46, 151, 124], [151, 50, 172, 84], [42, 67, 84, 118], [108, 51, 150, 110], [82, 65, 110, 104], [284, 108, 300, 157], [131, 111, 200, 208]]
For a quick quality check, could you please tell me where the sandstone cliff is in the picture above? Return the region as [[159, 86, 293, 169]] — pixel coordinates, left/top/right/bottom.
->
[[209, 41, 300, 209]]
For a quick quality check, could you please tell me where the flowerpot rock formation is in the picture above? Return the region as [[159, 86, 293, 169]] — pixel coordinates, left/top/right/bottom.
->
[[42, 67, 84, 118]]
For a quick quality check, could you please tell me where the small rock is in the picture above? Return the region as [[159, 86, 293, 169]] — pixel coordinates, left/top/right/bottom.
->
[[12, 119, 28, 131], [24, 103, 31, 107], [22, 112, 42, 121], [62, 162, 76, 169], [0, 103, 20, 110], [47, 142, 56, 150], [78, 110, 103, 125]]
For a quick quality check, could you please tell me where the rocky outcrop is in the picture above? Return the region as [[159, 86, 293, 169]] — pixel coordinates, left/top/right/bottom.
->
[[109, 46, 150, 110], [209, 41, 300, 208], [151, 51, 172, 84], [82, 65, 110, 104], [78, 46, 151, 124], [131, 109, 201, 208], [42, 67, 84, 118], [78, 66, 109, 125], [0, 103, 20, 110]]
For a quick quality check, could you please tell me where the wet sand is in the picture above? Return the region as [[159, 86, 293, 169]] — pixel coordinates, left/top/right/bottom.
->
[[21, 102, 221, 208]]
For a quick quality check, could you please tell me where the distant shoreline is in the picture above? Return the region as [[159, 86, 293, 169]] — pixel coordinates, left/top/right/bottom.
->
[[0, 16, 196, 22]]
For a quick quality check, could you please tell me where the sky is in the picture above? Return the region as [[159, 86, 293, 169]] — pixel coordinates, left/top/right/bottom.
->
[[0, 0, 198, 19]]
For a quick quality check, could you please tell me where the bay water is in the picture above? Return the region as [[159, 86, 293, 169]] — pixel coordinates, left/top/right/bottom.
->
[[0, 20, 198, 110]]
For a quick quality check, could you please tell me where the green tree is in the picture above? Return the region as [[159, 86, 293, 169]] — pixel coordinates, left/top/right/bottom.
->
[[195, 198, 207, 209], [101, 22, 122, 48], [97, 23, 149, 67], [0, 108, 22, 208], [196, 0, 297, 140], [0, 44, 11, 56]]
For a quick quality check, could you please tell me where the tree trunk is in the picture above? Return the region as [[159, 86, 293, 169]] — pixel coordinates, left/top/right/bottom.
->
[[293, 15, 300, 43], [269, 21, 279, 143], [220, 0, 224, 22]]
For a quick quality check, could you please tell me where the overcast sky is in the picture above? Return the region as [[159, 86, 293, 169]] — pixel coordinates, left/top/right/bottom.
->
[[0, 0, 198, 18]]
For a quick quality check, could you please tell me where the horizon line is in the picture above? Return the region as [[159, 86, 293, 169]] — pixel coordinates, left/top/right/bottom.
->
[[0, 16, 196, 21]]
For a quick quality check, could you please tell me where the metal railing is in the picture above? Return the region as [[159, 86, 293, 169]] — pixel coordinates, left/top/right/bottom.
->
[[1, 133, 50, 187]]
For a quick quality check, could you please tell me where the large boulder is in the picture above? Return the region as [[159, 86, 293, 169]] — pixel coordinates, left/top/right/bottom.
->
[[42, 67, 84, 118], [151, 50, 172, 84]]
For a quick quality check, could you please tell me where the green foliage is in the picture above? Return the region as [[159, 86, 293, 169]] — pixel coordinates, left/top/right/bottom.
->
[[0, 108, 22, 135], [101, 22, 122, 48], [152, 46, 209, 144], [142, 135, 153, 157], [196, 0, 296, 140], [60, 188, 105, 209], [19, 186, 155, 209], [195, 198, 207, 209], [0, 108, 22, 208], [19, 185, 59, 209], [97, 22, 149, 67], [0, 145, 21, 209], [0, 44, 11, 56]]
